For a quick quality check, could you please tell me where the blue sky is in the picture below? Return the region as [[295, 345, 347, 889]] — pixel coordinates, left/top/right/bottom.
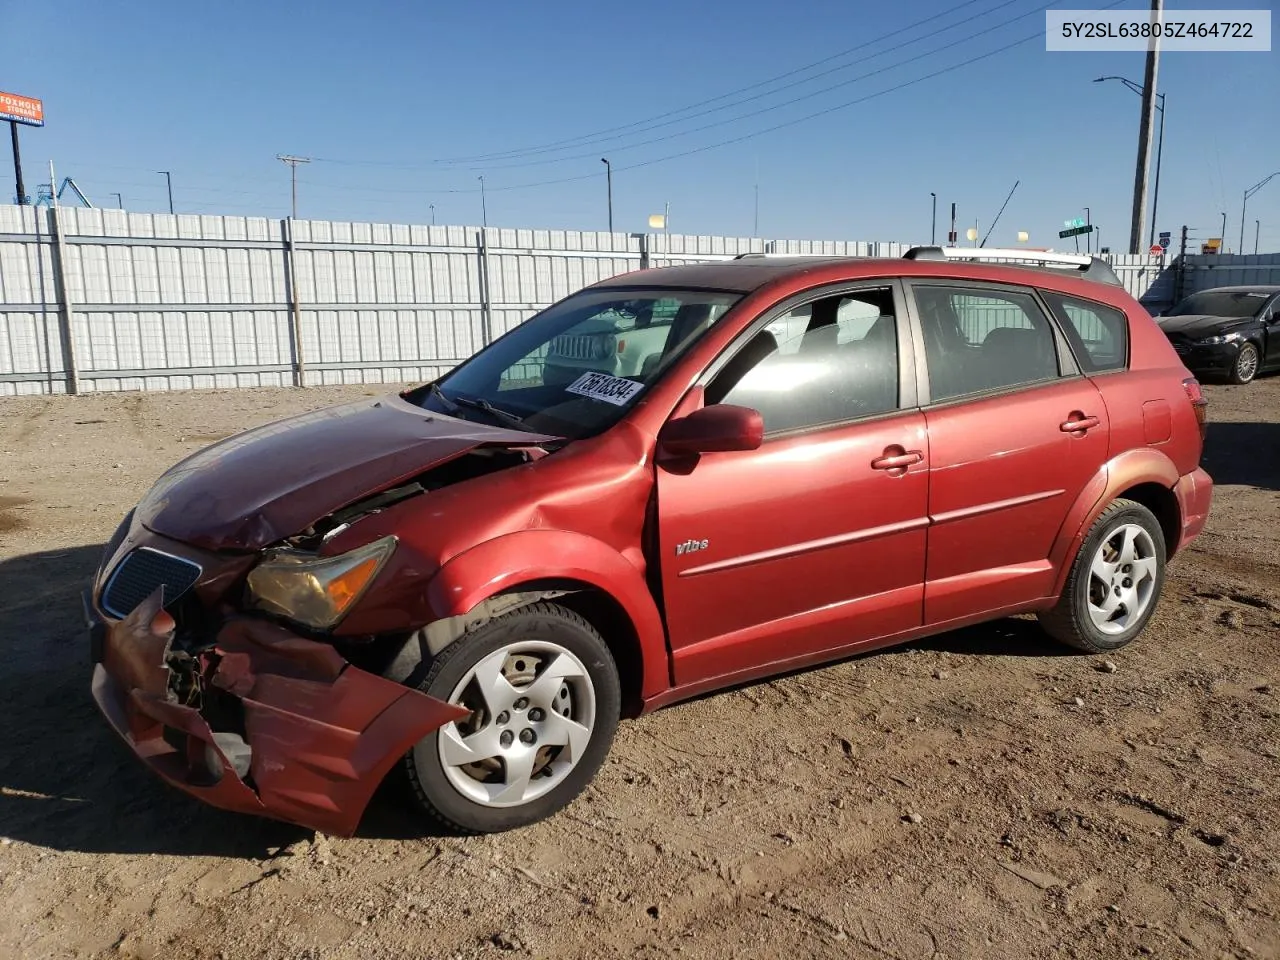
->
[[2, 0, 1277, 250]]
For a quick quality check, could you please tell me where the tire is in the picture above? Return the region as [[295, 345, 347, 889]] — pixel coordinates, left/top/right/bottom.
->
[[1228, 341, 1260, 385], [1037, 498, 1167, 654], [402, 602, 620, 834]]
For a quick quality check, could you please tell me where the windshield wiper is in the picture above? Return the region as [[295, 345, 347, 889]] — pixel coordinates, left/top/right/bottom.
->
[[425, 382, 463, 415], [451, 394, 526, 429]]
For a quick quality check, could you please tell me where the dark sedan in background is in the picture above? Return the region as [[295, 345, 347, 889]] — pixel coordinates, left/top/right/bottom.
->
[[1156, 286, 1280, 385]]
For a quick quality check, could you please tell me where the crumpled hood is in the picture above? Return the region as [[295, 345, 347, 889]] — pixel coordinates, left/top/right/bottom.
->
[[1156, 314, 1255, 338], [136, 394, 555, 552]]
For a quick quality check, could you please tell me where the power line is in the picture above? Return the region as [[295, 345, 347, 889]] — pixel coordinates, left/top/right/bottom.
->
[[307, 0, 1006, 170], [425, 0, 1027, 167], [439, 0, 1059, 173]]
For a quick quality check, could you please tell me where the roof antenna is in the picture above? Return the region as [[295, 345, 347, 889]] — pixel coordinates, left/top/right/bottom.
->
[[980, 180, 1019, 248]]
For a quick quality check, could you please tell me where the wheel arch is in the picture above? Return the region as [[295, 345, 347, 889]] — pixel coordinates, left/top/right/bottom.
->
[[423, 530, 671, 711], [1048, 448, 1181, 598]]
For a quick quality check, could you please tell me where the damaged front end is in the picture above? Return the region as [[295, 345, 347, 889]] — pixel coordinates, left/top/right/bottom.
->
[[89, 585, 467, 836]]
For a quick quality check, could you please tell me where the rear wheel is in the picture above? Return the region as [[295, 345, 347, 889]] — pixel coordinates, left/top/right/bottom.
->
[[1038, 499, 1166, 653], [1229, 342, 1260, 385], [403, 603, 620, 834]]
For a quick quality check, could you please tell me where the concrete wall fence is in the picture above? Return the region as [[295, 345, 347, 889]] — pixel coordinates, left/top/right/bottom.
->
[[2, 203, 1270, 397]]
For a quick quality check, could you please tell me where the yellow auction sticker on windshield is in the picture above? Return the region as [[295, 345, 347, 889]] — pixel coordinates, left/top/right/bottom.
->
[[565, 371, 644, 406]]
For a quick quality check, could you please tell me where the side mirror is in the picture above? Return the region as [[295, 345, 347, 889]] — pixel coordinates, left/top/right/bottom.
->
[[658, 404, 764, 456]]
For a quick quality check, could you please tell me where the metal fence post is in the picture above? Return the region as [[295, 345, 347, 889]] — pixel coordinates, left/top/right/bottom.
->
[[636, 231, 649, 270], [477, 228, 494, 344], [283, 217, 305, 387], [48, 205, 80, 395]]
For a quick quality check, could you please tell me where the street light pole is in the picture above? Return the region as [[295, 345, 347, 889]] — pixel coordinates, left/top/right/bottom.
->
[[930, 192, 937, 245], [1256, 219, 1261, 255], [600, 158, 612, 232], [1085, 207, 1091, 254], [478, 175, 487, 229], [275, 156, 311, 220], [1220, 212, 1227, 247], [1095, 76, 1166, 249], [111, 192, 122, 209], [157, 170, 173, 214], [429, 203, 435, 225], [1241, 173, 1279, 253]]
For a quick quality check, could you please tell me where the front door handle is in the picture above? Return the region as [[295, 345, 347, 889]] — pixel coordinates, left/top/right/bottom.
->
[[871, 447, 924, 473], [1060, 414, 1101, 433]]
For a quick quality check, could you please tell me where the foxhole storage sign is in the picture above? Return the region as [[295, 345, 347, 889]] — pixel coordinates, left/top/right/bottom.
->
[[0, 92, 45, 126]]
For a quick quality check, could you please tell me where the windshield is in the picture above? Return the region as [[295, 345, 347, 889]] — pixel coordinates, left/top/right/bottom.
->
[[405, 286, 741, 440], [1166, 290, 1271, 319]]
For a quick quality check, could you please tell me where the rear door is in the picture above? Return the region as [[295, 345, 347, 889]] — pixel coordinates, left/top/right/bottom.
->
[[905, 280, 1110, 624], [655, 281, 929, 687]]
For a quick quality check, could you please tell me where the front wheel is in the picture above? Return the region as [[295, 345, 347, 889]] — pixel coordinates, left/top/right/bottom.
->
[[403, 603, 620, 833], [1228, 341, 1260, 385], [1037, 499, 1167, 653]]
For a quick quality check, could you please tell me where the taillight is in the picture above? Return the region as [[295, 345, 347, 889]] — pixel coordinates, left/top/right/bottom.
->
[[1183, 377, 1208, 443], [617, 338, 626, 354]]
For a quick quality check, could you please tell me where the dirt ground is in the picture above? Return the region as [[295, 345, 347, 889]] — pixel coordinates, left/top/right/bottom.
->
[[0, 377, 1277, 960]]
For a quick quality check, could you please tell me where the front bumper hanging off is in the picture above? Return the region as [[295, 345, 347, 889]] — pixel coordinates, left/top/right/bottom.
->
[[88, 588, 467, 836]]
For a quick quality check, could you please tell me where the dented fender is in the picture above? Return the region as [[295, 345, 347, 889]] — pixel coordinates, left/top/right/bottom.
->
[[425, 529, 671, 701]]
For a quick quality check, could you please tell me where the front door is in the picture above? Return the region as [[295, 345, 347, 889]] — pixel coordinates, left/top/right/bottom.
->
[[655, 283, 929, 688], [906, 280, 1111, 624]]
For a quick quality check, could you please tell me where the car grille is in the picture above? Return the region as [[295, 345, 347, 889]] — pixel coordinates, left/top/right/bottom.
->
[[100, 547, 202, 619]]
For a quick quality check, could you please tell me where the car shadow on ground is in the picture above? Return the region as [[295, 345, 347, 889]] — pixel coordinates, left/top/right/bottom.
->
[[1200, 421, 1280, 490], [0, 545, 308, 858]]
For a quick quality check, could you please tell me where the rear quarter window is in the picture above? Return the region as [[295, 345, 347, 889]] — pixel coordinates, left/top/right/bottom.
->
[[1041, 292, 1129, 373]]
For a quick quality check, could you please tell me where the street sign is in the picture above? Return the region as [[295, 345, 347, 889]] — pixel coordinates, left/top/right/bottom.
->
[[1150, 244, 1163, 255], [1063, 217, 1087, 229], [1058, 224, 1095, 239], [1158, 234, 1171, 250], [0, 91, 43, 127]]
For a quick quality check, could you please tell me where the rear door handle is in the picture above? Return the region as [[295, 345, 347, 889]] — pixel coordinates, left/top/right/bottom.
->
[[871, 449, 924, 471], [1060, 414, 1101, 433]]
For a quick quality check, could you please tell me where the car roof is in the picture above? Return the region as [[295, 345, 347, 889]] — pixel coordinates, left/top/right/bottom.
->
[[592, 254, 1128, 299], [1186, 285, 1280, 295]]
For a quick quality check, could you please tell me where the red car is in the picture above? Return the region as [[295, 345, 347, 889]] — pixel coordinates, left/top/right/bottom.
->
[[87, 247, 1214, 835]]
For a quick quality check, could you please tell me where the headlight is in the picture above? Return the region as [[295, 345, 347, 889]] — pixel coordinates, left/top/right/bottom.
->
[[246, 536, 397, 629], [1198, 331, 1244, 345]]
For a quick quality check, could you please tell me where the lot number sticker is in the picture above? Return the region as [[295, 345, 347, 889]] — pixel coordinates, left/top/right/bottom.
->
[[565, 371, 645, 406]]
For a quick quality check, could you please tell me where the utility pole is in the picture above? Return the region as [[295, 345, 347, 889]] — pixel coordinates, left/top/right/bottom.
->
[[157, 170, 173, 214], [1241, 173, 1279, 252], [9, 121, 26, 204], [930, 192, 937, 245], [1127, 0, 1161, 253], [949, 202, 957, 244], [275, 155, 311, 220], [1176, 223, 1189, 301], [600, 158, 612, 232]]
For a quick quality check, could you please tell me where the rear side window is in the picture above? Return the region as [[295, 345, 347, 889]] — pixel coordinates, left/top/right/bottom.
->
[[911, 284, 1061, 403], [1040, 292, 1128, 373]]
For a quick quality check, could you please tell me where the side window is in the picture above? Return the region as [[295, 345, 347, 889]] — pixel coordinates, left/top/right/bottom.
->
[[706, 288, 900, 434], [912, 284, 1061, 403], [1040, 292, 1129, 373]]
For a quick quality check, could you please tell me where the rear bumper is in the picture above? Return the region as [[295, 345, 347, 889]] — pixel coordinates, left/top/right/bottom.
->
[[88, 588, 466, 835], [1172, 466, 1214, 555]]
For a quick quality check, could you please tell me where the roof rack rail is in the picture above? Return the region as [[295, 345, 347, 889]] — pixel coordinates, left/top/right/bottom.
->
[[902, 246, 1122, 286], [732, 252, 845, 260]]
